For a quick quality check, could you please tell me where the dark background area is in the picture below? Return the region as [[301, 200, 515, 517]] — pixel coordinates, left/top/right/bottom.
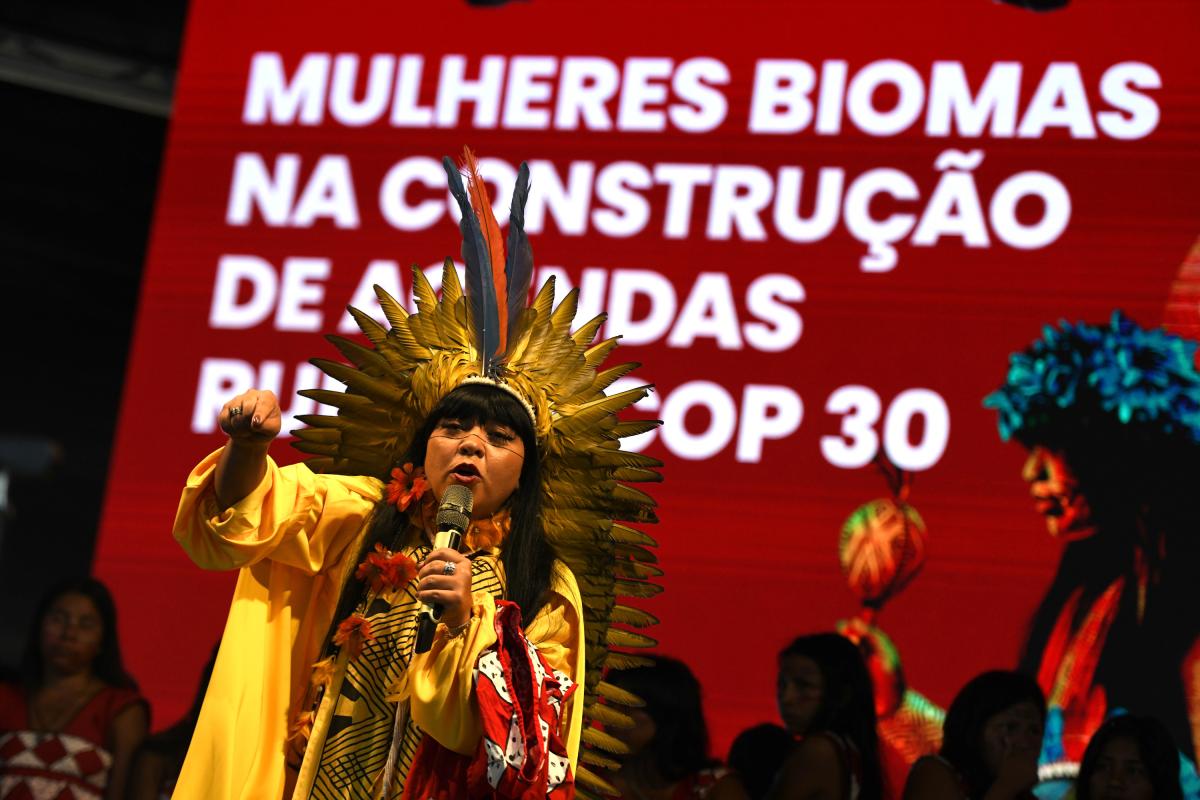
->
[[0, 0, 186, 665]]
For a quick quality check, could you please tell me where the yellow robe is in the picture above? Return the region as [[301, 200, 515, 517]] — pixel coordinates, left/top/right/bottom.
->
[[172, 449, 585, 800]]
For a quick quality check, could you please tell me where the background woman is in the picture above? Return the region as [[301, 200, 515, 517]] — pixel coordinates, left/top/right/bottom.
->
[[0, 577, 148, 800], [609, 656, 748, 800], [902, 670, 1044, 800], [727, 723, 794, 800], [768, 633, 885, 800], [1076, 715, 1183, 800]]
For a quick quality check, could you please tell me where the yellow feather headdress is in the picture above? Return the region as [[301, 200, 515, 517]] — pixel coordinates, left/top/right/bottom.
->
[[291, 148, 662, 797]]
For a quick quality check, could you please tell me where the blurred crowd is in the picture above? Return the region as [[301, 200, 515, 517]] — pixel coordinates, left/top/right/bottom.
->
[[0, 575, 1187, 799]]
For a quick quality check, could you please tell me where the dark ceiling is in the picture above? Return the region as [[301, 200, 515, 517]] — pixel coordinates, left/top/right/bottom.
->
[[4, 1, 186, 66]]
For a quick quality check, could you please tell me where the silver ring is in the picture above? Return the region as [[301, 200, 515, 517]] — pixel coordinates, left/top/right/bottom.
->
[[229, 407, 242, 419], [442, 561, 456, 576]]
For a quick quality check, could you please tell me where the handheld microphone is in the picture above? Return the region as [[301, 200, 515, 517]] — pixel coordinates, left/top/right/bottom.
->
[[414, 484, 473, 654]]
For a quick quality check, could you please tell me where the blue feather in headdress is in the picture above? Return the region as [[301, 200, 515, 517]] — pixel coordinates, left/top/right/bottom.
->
[[505, 161, 534, 349]]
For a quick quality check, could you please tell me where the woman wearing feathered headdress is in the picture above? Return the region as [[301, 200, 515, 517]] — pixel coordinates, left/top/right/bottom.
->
[[169, 151, 663, 800], [983, 312, 1200, 785], [851, 313, 1200, 797]]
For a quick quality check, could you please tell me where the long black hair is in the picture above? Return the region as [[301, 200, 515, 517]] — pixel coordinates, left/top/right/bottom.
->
[[1076, 714, 1183, 800], [21, 576, 139, 690], [328, 382, 555, 635], [989, 314, 1200, 763], [940, 670, 1045, 797], [727, 723, 794, 800], [607, 656, 714, 783], [1016, 437, 1200, 762], [778, 633, 884, 800]]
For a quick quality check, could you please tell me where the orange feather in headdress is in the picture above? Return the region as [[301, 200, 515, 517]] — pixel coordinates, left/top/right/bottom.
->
[[462, 147, 508, 350]]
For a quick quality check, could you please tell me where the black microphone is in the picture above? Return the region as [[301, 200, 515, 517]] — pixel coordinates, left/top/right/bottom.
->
[[414, 484, 473, 654]]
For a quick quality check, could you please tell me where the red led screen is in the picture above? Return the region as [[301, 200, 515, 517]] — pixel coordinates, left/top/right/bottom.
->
[[95, 0, 1200, 759]]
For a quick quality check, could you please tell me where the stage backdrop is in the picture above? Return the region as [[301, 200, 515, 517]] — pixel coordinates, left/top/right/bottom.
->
[[95, 0, 1200, 752]]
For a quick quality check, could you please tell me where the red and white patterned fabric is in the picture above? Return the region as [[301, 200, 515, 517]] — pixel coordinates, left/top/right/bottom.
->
[[0, 730, 110, 800], [0, 683, 144, 800], [404, 600, 577, 800]]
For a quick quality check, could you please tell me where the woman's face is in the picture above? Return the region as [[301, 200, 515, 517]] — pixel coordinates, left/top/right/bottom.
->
[[777, 655, 824, 736], [424, 417, 526, 519], [1023, 446, 1095, 541], [40, 592, 103, 677], [980, 700, 1044, 779], [1088, 736, 1154, 800]]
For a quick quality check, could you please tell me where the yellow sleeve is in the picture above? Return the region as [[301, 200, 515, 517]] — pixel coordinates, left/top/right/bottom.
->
[[407, 591, 501, 755], [173, 447, 383, 574], [408, 561, 586, 764]]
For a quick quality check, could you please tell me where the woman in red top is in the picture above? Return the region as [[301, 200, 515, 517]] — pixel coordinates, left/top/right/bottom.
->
[[0, 577, 148, 800], [769, 634, 886, 800], [609, 656, 749, 800]]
